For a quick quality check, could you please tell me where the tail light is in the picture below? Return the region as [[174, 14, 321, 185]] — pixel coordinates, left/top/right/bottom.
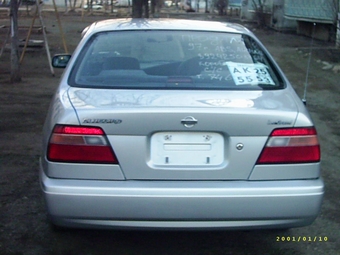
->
[[47, 125, 118, 164], [256, 127, 320, 164]]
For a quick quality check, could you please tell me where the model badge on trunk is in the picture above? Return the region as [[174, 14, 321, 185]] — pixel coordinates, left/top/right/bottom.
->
[[83, 119, 122, 124]]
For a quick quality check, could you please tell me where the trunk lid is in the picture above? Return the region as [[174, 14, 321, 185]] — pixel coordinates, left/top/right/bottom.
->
[[68, 88, 298, 180]]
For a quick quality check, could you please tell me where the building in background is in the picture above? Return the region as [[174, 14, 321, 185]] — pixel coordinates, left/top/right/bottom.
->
[[284, 0, 339, 41], [240, 0, 339, 41], [240, 0, 296, 31]]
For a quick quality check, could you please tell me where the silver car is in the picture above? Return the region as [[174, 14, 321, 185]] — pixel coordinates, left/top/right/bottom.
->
[[40, 18, 324, 230]]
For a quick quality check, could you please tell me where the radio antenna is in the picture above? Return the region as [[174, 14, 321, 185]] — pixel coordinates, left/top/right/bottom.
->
[[302, 23, 316, 105]]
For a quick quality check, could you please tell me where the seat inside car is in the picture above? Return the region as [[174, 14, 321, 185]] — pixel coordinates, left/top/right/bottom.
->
[[103, 57, 140, 70]]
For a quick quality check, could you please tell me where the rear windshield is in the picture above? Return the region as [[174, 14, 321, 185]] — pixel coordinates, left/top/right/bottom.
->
[[69, 30, 284, 90]]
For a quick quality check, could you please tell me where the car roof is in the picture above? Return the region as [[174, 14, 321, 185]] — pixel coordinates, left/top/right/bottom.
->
[[82, 18, 252, 37]]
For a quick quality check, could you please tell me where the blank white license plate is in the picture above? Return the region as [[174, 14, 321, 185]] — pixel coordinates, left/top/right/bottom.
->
[[150, 132, 224, 166]]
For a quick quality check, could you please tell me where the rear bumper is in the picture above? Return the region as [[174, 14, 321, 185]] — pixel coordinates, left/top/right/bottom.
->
[[40, 168, 324, 230]]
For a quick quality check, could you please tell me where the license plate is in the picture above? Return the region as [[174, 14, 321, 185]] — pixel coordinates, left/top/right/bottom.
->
[[150, 132, 224, 166]]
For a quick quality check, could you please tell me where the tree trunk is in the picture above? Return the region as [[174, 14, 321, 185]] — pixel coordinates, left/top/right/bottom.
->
[[252, 0, 266, 27], [151, 0, 156, 15], [110, 0, 114, 13], [132, 0, 148, 18], [144, 0, 149, 17], [64, 0, 68, 12], [10, 0, 21, 83], [132, 0, 141, 17]]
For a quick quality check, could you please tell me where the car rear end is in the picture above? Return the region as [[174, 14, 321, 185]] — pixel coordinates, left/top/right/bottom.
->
[[40, 19, 324, 230]]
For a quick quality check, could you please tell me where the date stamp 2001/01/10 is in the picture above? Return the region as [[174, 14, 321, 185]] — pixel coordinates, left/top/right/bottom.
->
[[276, 236, 328, 242]]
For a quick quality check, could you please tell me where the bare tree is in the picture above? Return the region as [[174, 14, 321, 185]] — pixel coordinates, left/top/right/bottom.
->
[[72, 0, 78, 10], [204, 0, 209, 13], [64, 0, 78, 12], [132, 0, 149, 18], [150, 0, 156, 15], [216, 0, 228, 15], [64, 0, 68, 12], [10, 0, 21, 83], [110, 0, 115, 13], [252, 0, 267, 27]]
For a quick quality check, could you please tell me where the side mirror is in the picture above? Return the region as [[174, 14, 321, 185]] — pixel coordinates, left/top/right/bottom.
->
[[52, 54, 72, 68]]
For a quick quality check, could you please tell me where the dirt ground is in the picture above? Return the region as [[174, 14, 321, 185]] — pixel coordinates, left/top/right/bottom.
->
[[0, 7, 340, 255]]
